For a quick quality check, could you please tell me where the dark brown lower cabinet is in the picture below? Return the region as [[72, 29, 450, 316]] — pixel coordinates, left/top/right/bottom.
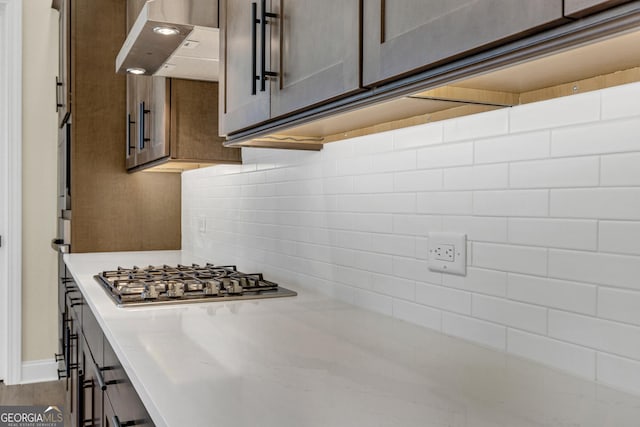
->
[[57, 269, 154, 427], [79, 337, 102, 427]]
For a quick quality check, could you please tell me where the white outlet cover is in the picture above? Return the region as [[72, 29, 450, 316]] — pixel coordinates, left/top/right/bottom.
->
[[198, 216, 207, 233], [427, 232, 467, 276]]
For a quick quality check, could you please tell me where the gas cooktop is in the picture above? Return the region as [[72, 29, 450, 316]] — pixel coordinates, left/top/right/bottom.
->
[[95, 263, 297, 307]]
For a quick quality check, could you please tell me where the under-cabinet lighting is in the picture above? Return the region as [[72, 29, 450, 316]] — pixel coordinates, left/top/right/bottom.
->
[[153, 26, 180, 36], [126, 67, 146, 75]]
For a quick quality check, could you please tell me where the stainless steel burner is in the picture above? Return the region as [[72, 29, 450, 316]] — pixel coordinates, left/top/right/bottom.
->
[[95, 263, 297, 307]]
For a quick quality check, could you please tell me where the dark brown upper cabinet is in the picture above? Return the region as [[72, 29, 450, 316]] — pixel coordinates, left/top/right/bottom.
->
[[362, 0, 566, 87], [53, 0, 71, 128], [220, 0, 361, 135], [126, 77, 242, 172], [564, 0, 632, 17]]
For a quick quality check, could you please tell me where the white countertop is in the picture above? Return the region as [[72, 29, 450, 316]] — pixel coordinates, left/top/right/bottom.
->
[[65, 251, 640, 427]]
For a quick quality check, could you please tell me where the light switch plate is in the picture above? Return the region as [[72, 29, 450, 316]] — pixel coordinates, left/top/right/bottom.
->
[[198, 216, 206, 233], [427, 232, 467, 276]]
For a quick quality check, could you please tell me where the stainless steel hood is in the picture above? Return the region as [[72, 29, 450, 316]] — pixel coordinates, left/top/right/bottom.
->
[[116, 0, 219, 81]]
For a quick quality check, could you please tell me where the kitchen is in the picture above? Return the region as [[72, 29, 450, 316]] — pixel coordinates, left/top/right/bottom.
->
[[2, 0, 640, 426]]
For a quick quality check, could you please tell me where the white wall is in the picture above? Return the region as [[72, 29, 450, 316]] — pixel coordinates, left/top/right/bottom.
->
[[22, 0, 59, 363], [183, 82, 640, 396]]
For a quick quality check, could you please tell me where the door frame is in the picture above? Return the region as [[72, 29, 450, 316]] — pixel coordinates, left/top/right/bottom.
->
[[0, 0, 22, 385]]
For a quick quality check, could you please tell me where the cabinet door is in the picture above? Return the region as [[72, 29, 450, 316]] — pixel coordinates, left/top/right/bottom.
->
[[362, 0, 565, 86], [80, 341, 103, 427], [103, 339, 154, 427], [220, 0, 271, 135], [269, 0, 361, 117], [564, 0, 631, 17], [134, 76, 170, 167], [56, 0, 71, 127], [125, 74, 137, 169], [148, 76, 171, 163]]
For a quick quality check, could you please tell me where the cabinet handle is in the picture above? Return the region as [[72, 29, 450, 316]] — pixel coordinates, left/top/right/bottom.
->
[[380, 0, 386, 43], [251, 2, 258, 95], [93, 362, 107, 391], [259, 0, 278, 92], [55, 77, 63, 111], [126, 114, 136, 156], [64, 327, 78, 377], [139, 102, 150, 149]]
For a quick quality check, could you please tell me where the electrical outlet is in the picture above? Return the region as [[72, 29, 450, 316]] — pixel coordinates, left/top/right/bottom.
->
[[198, 216, 206, 233], [434, 244, 455, 261], [427, 232, 466, 276]]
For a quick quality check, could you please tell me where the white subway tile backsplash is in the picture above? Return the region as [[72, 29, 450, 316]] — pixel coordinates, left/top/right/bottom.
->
[[510, 91, 601, 132], [443, 108, 509, 142], [550, 188, 640, 220], [417, 191, 473, 215], [392, 299, 442, 331], [371, 150, 417, 173], [392, 214, 442, 236], [442, 216, 507, 243], [369, 234, 415, 257], [336, 155, 373, 176], [598, 287, 640, 327], [597, 353, 640, 396], [415, 237, 429, 260], [601, 81, 640, 120], [394, 169, 443, 192], [507, 273, 597, 315], [393, 122, 444, 150], [416, 282, 472, 314], [352, 288, 393, 316], [473, 190, 548, 217], [509, 157, 599, 189], [184, 83, 640, 388], [549, 310, 640, 361], [551, 118, 640, 157], [417, 142, 473, 169], [601, 152, 640, 186], [443, 164, 508, 190], [348, 214, 394, 234], [323, 176, 354, 194], [371, 274, 416, 300], [354, 173, 394, 193], [474, 131, 550, 164], [442, 267, 507, 297], [352, 132, 394, 155], [336, 193, 416, 214], [507, 218, 597, 250], [507, 330, 596, 379], [442, 313, 506, 351], [333, 265, 372, 289], [472, 295, 547, 334], [393, 256, 442, 284], [548, 249, 640, 291], [351, 251, 394, 275], [599, 221, 640, 256], [473, 243, 547, 276]]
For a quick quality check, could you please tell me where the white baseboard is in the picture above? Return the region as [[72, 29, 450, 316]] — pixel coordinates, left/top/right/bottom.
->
[[21, 359, 58, 384]]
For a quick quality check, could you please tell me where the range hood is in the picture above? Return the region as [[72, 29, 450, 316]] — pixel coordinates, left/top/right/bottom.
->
[[116, 0, 220, 81]]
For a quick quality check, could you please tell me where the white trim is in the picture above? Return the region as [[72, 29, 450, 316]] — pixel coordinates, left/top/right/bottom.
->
[[20, 359, 58, 385], [0, 0, 22, 385]]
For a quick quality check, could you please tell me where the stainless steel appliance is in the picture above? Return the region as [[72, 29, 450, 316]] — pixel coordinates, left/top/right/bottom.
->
[[95, 263, 297, 307], [52, 121, 71, 269]]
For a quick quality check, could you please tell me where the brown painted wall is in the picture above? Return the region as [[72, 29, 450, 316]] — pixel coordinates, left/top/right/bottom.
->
[[71, 0, 181, 253]]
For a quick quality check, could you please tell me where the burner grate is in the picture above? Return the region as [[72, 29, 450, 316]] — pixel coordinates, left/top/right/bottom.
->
[[95, 263, 296, 307]]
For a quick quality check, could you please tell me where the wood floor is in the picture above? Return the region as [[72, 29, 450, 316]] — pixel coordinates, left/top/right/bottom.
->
[[0, 380, 68, 424]]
